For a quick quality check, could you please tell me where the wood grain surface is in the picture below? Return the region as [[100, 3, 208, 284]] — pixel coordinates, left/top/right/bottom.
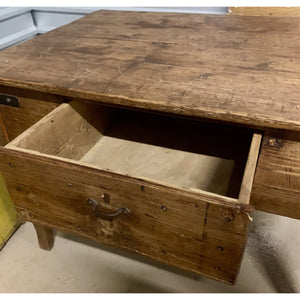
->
[[0, 147, 251, 284], [33, 223, 54, 251], [0, 111, 9, 146], [0, 10, 299, 131], [0, 86, 62, 141], [229, 7, 300, 17], [7, 101, 258, 200], [251, 131, 300, 219]]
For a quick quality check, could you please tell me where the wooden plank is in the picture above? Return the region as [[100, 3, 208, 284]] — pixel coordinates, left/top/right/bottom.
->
[[251, 132, 300, 219], [0, 86, 63, 249], [0, 11, 299, 131], [238, 133, 262, 203], [229, 7, 300, 17], [0, 146, 251, 284], [33, 223, 54, 250], [0, 85, 63, 141], [81, 135, 235, 196], [229, 9, 300, 217], [7, 101, 114, 160], [7, 102, 253, 199], [0, 111, 9, 146]]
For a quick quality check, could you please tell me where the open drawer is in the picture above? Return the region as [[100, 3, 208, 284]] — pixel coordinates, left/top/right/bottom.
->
[[0, 101, 262, 284]]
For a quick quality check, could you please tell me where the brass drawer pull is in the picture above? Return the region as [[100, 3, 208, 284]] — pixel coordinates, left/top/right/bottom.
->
[[87, 198, 130, 219]]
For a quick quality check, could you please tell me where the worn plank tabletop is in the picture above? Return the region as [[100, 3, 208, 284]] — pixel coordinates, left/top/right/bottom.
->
[[0, 10, 299, 131]]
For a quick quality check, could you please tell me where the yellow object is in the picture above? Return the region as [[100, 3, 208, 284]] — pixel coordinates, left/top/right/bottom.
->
[[0, 173, 19, 249]]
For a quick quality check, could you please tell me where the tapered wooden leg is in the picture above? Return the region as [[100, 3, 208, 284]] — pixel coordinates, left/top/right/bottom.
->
[[33, 223, 54, 250]]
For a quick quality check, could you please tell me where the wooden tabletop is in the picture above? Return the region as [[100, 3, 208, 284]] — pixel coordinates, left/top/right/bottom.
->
[[0, 10, 299, 131]]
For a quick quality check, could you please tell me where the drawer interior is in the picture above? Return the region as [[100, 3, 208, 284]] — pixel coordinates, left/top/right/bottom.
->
[[6, 101, 261, 200]]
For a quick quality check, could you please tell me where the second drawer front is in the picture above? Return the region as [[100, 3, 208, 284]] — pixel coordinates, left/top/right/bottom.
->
[[251, 133, 300, 219], [0, 147, 250, 284]]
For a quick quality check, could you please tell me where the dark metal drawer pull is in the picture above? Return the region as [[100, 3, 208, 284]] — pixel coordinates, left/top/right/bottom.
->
[[87, 198, 130, 219], [0, 93, 19, 107]]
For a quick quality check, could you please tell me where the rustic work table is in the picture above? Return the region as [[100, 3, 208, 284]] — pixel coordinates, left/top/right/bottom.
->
[[0, 10, 299, 284]]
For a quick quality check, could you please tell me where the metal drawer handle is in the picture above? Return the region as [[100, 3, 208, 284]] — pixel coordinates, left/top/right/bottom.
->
[[87, 198, 130, 219]]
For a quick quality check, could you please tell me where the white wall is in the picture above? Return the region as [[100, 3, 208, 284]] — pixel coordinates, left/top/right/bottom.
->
[[0, 7, 228, 50]]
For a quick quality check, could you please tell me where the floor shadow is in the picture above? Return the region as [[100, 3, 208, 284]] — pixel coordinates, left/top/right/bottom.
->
[[247, 221, 297, 293], [93, 273, 172, 293], [56, 230, 202, 283]]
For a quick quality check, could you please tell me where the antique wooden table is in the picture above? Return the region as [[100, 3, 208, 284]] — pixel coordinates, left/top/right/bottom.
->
[[0, 10, 299, 284]]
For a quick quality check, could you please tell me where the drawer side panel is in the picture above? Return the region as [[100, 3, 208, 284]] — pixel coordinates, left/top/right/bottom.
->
[[0, 148, 250, 284]]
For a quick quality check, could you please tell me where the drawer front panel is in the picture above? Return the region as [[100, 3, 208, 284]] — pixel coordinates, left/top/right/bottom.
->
[[251, 133, 300, 219], [0, 147, 250, 284]]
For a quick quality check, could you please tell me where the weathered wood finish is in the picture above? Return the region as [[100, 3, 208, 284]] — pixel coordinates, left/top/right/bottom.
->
[[229, 7, 300, 17], [0, 85, 63, 250], [6, 102, 112, 160], [0, 10, 298, 284], [238, 133, 262, 204], [0, 146, 251, 284], [0, 111, 9, 146], [8, 102, 258, 199], [0, 85, 62, 141], [0, 11, 299, 131], [251, 132, 300, 219], [229, 6, 300, 219], [0, 98, 259, 282], [33, 223, 54, 251]]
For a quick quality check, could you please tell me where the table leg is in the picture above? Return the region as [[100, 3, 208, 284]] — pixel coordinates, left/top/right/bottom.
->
[[33, 223, 54, 250]]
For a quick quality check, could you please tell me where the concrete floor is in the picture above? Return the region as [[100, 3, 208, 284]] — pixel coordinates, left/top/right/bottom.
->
[[0, 210, 299, 293]]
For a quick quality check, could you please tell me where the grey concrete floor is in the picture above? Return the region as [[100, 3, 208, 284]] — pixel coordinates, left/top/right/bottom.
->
[[0, 210, 299, 293]]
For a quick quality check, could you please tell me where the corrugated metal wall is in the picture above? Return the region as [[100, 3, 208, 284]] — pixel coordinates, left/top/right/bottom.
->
[[0, 7, 228, 50]]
